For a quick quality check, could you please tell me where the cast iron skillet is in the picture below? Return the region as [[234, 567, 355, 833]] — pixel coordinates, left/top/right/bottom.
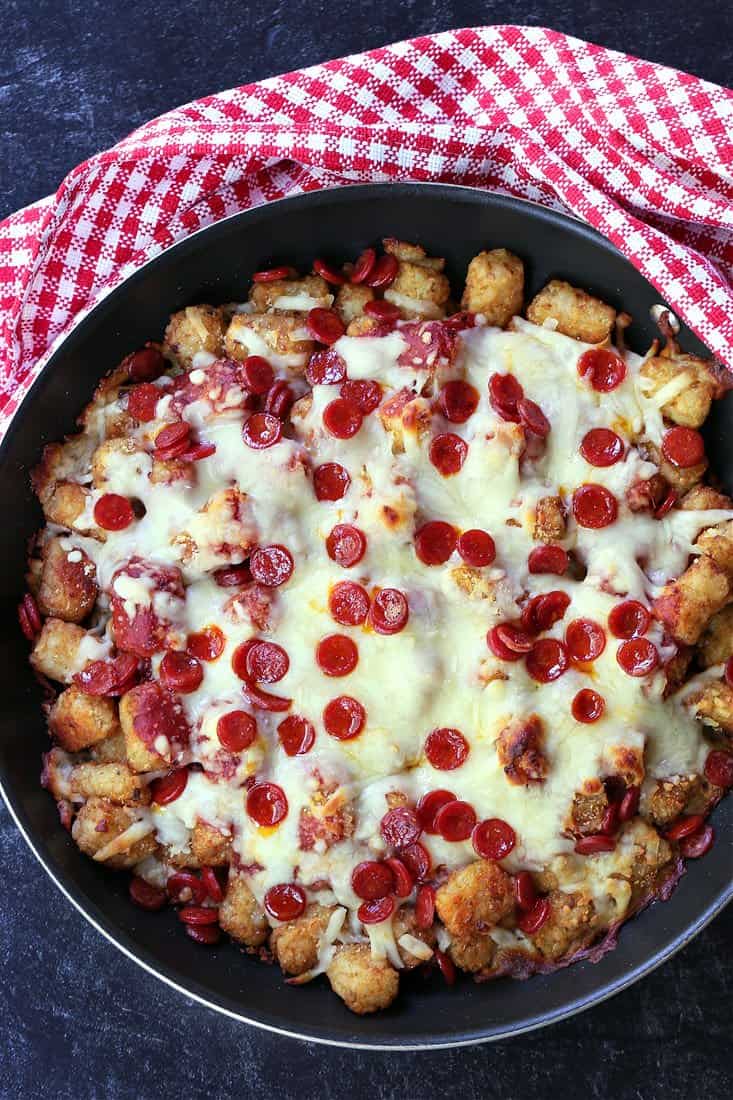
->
[[0, 184, 730, 1049]]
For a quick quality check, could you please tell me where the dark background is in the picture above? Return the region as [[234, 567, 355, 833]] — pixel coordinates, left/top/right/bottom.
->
[[1, 1, 731, 1097]]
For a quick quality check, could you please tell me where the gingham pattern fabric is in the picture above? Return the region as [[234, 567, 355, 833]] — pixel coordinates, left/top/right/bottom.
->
[[1, 25, 732, 434]]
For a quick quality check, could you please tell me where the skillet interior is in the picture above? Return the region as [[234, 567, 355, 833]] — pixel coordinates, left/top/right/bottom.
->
[[0, 182, 730, 1048]]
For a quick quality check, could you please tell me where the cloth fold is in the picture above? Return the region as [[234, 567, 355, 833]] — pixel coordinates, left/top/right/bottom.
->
[[1, 24, 731, 433]]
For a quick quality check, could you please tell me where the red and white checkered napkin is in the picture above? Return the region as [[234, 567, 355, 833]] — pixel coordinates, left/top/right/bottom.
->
[[1, 25, 732, 434]]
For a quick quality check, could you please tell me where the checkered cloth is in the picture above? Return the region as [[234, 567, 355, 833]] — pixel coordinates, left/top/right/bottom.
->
[[1, 25, 731, 434]]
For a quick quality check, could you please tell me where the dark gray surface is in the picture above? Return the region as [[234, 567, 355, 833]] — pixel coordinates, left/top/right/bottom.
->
[[1, 1, 731, 1096]]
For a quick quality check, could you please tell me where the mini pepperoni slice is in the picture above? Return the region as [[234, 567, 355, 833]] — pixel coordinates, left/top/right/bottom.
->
[[577, 348, 627, 392], [517, 896, 551, 934], [424, 727, 469, 771], [313, 258, 347, 285], [159, 651, 204, 694], [326, 524, 367, 568], [252, 265, 296, 282], [661, 426, 705, 468], [457, 529, 495, 567], [666, 813, 706, 841], [186, 924, 221, 946], [514, 871, 538, 912], [313, 461, 351, 501], [351, 248, 377, 284], [265, 883, 307, 921], [127, 383, 161, 422], [316, 634, 358, 677], [434, 948, 456, 985], [187, 626, 225, 662], [654, 488, 678, 519], [364, 299, 400, 323], [178, 904, 220, 927], [574, 834, 617, 855], [200, 867, 224, 904], [528, 545, 568, 575], [369, 588, 409, 635], [618, 785, 641, 822], [167, 870, 207, 905], [617, 637, 659, 677], [565, 618, 606, 663], [154, 421, 191, 459], [489, 372, 523, 421], [380, 807, 422, 849], [242, 412, 282, 449], [526, 639, 569, 682], [678, 824, 714, 859], [351, 860, 394, 900], [726, 656, 733, 688], [74, 652, 140, 697], [486, 625, 525, 662], [17, 592, 42, 641], [517, 397, 550, 437], [127, 346, 166, 383], [242, 355, 275, 394], [494, 623, 535, 654], [415, 521, 458, 565], [400, 841, 432, 881], [416, 789, 456, 834], [439, 380, 479, 424], [339, 379, 382, 414], [608, 600, 650, 639], [429, 432, 468, 476], [521, 590, 571, 633], [213, 563, 252, 587], [364, 254, 398, 288], [245, 640, 290, 683], [323, 397, 363, 438], [181, 441, 216, 462], [571, 689, 605, 723], [704, 749, 733, 788], [579, 428, 624, 467], [385, 857, 415, 899], [247, 782, 288, 827], [240, 681, 292, 712], [94, 493, 135, 531], [129, 876, 167, 911], [277, 714, 316, 756], [323, 695, 366, 740], [472, 818, 516, 860], [415, 884, 436, 928], [358, 896, 396, 924], [250, 544, 294, 587], [434, 799, 477, 842], [151, 768, 188, 806], [217, 710, 257, 752], [306, 348, 347, 386], [572, 484, 618, 528], [329, 581, 370, 626], [264, 380, 295, 418]]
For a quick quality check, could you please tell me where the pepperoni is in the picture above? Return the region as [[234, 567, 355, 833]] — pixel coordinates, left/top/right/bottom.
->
[[265, 883, 307, 921], [577, 348, 627, 392], [277, 714, 316, 756], [187, 626, 225, 662], [678, 824, 714, 859], [127, 382, 161, 422], [178, 905, 220, 926], [514, 871, 538, 912], [457, 529, 495, 567], [528, 545, 568, 575], [167, 871, 207, 905], [434, 799, 477, 842], [17, 592, 42, 641], [616, 637, 659, 677], [571, 689, 605, 723], [326, 524, 367, 568], [618, 785, 641, 822], [242, 355, 275, 394], [654, 488, 678, 519], [486, 625, 525, 662], [358, 896, 396, 924], [494, 623, 535, 654], [517, 896, 551, 934], [351, 860, 394, 901], [434, 949, 456, 985], [608, 600, 650, 639], [380, 807, 422, 849], [313, 462, 351, 501], [600, 802, 620, 836], [154, 421, 191, 459], [364, 299, 400, 323], [521, 590, 571, 633], [414, 521, 458, 566], [526, 639, 569, 682], [364, 254, 398, 288], [185, 924, 221, 945], [181, 441, 216, 462], [351, 249, 377, 284], [246, 782, 288, 827], [323, 695, 366, 740], [400, 841, 432, 881], [415, 884, 436, 928], [200, 867, 224, 904], [313, 258, 346, 285], [264, 380, 295, 418], [579, 428, 624, 467], [151, 768, 189, 806], [127, 346, 166, 383], [666, 813, 706, 841], [94, 493, 135, 531], [252, 265, 296, 282], [213, 563, 252, 587], [385, 857, 415, 898], [129, 876, 167, 911], [316, 634, 358, 677], [574, 834, 616, 854], [159, 651, 204, 694], [416, 789, 456, 834], [472, 818, 516, 860], [242, 412, 282, 449], [572, 484, 618, 528], [424, 727, 469, 771], [306, 348, 347, 386], [429, 432, 468, 475], [329, 581, 370, 626], [565, 618, 606, 663], [489, 372, 523, 421], [240, 681, 292, 712], [661, 426, 705, 468], [74, 653, 140, 697], [517, 397, 550, 437], [217, 710, 257, 752], [250, 544, 293, 586], [439, 380, 479, 424], [726, 655, 733, 688], [339, 379, 382, 414], [704, 749, 733, 788], [369, 588, 409, 635], [323, 396, 363, 438], [245, 640, 290, 683]]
